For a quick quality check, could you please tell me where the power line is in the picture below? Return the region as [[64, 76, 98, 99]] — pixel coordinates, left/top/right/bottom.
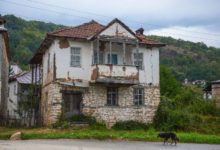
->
[[22, 0, 220, 37], [1, 0, 220, 42]]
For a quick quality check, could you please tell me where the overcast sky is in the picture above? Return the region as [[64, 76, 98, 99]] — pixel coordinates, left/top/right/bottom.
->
[[1, 0, 220, 47]]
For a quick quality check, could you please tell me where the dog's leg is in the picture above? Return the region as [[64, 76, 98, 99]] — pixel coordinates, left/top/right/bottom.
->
[[170, 138, 173, 145]]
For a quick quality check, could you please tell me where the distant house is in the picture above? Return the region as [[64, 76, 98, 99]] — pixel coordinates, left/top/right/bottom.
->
[[10, 64, 22, 77], [8, 69, 40, 126], [0, 16, 10, 120], [30, 18, 165, 127], [211, 80, 220, 107]]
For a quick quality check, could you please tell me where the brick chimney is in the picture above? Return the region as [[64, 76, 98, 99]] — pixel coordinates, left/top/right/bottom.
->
[[135, 28, 144, 35]]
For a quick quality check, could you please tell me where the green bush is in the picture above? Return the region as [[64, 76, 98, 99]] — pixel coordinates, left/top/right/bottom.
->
[[112, 120, 150, 130], [68, 114, 96, 125], [52, 120, 70, 129], [53, 114, 106, 129]]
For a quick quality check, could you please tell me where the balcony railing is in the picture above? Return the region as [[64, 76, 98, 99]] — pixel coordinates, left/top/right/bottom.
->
[[91, 64, 139, 85]]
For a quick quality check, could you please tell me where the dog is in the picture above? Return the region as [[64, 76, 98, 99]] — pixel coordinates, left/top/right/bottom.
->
[[158, 132, 179, 145]]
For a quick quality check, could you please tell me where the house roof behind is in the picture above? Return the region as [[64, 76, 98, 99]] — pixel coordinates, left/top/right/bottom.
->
[[136, 34, 166, 47], [211, 80, 220, 84], [9, 69, 40, 84]]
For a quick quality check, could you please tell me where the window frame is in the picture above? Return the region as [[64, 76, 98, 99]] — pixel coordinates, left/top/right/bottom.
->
[[93, 51, 104, 64], [133, 53, 143, 69], [107, 53, 118, 65], [133, 88, 144, 106], [106, 87, 118, 106], [70, 47, 81, 67]]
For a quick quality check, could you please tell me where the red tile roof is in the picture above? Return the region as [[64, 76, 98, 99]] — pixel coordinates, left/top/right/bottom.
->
[[48, 19, 164, 46], [48, 20, 104, 39], [136, 34, 165, 46], [30, 19, 165, 64]]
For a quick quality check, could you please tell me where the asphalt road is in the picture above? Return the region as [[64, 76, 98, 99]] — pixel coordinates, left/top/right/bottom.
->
[[0, 139, 220, 150]]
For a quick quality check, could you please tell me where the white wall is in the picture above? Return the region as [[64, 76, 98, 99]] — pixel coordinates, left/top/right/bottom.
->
[[138, 47, 159, 86], [42, 39, 160, 86], [8, 81, 19, 118], [42, 39, 93, 85], [100, 22, 135, 38]]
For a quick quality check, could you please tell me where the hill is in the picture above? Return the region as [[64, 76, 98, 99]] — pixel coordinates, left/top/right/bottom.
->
[[147, 35, 220, 81], [3, 15, 220, 81], [4, 15, 64, 68]]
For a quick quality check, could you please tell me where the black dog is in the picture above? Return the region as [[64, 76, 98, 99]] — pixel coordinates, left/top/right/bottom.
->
[[158, 132, 179, 145]]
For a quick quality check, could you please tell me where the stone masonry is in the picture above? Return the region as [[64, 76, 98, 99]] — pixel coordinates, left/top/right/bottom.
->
[[41, 82, 62, 125], [212, 83, 220, 107], [83, 85, 160, 128], [41, 82, 160, 128]]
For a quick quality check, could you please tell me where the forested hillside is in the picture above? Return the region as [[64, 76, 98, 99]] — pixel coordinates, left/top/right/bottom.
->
[[147, 36, 220, 81], [4, 15, 220, 81], [4, 15, 64, 68]]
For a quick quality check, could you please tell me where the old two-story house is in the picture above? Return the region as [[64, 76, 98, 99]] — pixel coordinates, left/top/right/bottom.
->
[[30, 18, 165, 127], [0, 16, 10, 120]]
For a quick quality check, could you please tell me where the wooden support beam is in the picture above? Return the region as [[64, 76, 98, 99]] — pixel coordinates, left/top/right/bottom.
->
[[123, 42, 126, 65], [109, 41, 112, 64], [136, 40, 139, 69], [97, 36, 100, 64], [53, 53, 56, 81]]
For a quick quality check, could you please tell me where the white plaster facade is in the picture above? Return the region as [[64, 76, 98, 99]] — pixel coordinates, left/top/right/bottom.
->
[[7, 81, 19, 118], [33, 19, 164, 127]]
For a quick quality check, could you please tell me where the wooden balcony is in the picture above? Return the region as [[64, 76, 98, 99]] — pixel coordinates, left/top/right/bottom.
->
[[91, 64, 139, 85]]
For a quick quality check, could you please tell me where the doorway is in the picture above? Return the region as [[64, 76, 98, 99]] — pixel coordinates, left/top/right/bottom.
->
[[63, 92, 82, 118]]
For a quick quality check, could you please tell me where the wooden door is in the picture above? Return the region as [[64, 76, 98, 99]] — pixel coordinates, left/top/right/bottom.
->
[[63, 93, 82, 118]]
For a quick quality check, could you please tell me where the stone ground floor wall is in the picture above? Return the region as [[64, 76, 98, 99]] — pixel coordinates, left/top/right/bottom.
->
[[41, 82, 160, 128], [83, 85, 160, 128], [212, 84, 220, 107], [41, 82, 62, 125]]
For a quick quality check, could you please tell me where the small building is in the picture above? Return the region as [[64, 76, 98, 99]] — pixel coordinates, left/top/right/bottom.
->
[[0, 16, 10, 119], [211, 80, 220, 107], [10, 64, 22, 76], [30, 18, 165, 127], [8, 70, 40, 126]]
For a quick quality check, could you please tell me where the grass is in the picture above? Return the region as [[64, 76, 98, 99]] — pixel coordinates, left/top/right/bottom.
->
[[1, 127, 220, 144]]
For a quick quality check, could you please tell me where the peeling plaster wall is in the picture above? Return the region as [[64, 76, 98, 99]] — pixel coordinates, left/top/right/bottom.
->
[[7, 81, 19, 118], [100, 22, 135, 38], [138, 47, 159, 86], [42, 39, 93, 85]]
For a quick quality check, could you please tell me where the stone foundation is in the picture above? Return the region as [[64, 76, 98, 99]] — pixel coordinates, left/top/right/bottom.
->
[[41, 83, 160, 128], [41, 82, 62, 125], [83, 85, 160, 128]]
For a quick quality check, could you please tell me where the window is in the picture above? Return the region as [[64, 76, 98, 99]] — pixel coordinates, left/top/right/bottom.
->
[[133, 88, 144, 105], [70, 47, 81, 67], [93, 51, 104, 64], [107, 87, 118, 106], [134, 53, 143, 69], [107, 54, 118, 65]]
